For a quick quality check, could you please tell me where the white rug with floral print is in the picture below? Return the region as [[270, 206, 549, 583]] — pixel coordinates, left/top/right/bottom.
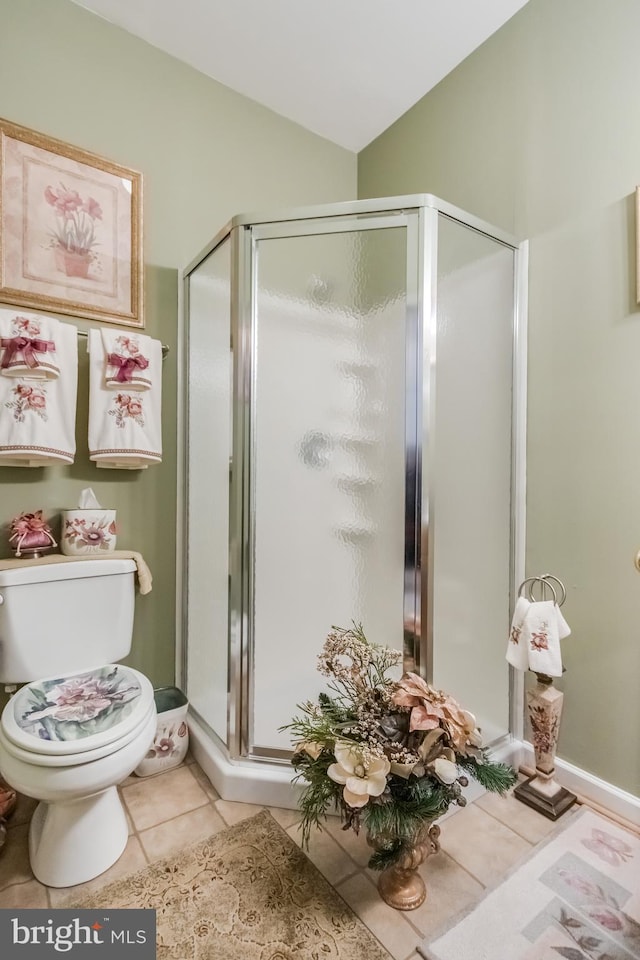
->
[[76, 810, 391, 960], [420, 808, 640, 960]]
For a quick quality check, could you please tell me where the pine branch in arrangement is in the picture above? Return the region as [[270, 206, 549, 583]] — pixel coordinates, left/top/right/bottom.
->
[[361, 784, 450, 841], [367, 837, 406, 871], [292, 754, 342, 847], [459, 756, 518, 794]]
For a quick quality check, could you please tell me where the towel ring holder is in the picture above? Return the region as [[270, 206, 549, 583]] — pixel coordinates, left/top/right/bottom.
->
[[517, 575, 558, 605], [539, 574, 566, 607]]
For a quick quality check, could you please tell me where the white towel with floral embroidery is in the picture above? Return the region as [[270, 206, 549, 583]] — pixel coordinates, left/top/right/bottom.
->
[[516, 600, 571, 677], [505, 596, 531, 671], [101, 329, 153, 391], [0, 321, 77, 466], [88, 329, 162, 469], [0, 309, 60, 380]]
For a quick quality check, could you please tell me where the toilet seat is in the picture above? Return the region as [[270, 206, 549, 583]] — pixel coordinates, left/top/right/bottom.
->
[[1, 664, 154, 766]]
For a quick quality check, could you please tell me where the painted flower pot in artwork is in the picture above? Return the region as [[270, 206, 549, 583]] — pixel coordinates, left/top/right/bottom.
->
[[61, 509, 117, 556], [134, 687, 189, 778], [52, 246, 92, 279], [63, 250, 91, 279]]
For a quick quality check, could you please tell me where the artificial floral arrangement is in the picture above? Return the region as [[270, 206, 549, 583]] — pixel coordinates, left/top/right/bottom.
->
[[284, 624, 518, 871]]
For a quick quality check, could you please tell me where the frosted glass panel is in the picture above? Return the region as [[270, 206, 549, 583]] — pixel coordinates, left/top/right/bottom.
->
[[251, 228, 408, 752], [186, 239, 231, 743], [431, 217, 513, 744]]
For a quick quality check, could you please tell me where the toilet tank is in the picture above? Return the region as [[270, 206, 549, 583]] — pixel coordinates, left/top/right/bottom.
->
[[0, 559, 136, 684]]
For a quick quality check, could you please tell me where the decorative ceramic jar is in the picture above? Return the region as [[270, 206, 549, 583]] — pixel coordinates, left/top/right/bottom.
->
[[61, 509, 117, 556]]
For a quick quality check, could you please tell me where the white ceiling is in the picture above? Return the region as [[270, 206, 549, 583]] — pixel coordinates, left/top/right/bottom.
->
[[72, 0, 528, 152]]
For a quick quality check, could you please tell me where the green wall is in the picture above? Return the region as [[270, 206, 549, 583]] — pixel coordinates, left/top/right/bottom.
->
[[4, 0, 637, 800], [0, 0, 356, 690], [359, 0, 640, 796]]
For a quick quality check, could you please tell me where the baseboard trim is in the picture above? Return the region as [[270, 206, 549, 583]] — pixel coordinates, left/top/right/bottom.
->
[[188, 720, 640, 831], [517, 741, 640, 831]]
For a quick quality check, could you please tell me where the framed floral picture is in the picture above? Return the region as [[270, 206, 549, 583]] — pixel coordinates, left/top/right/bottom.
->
[[0, 118, 143, 328]]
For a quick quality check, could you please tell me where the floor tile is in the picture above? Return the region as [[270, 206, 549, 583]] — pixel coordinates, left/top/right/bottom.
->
[[0, 878, 49, 907], [190, 762, 220, 801], [475, 788, 561, 843], [214, 799, 265, 826], [0, 824, 33, 890], [50, 837, 148, 908], [115, 795, 136, 836], [321, 816, 374, 867], [0, 755, 620, 960], [404, 849, 484, 939], [121, 764, 208, 831], [336, 872, 420, 960], [438, 802, 531, 886], [266, 806, 301, 830], [139, 804, 227, 861], [287, 822, 360, 885]]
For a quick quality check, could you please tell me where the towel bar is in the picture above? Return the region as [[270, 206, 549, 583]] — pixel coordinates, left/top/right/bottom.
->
[[76, 329, 169, 359]]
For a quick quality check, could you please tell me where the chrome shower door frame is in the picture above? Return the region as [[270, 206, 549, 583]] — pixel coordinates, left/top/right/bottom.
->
[[234, 206, 423, 761], [179, 194, 527, 766]]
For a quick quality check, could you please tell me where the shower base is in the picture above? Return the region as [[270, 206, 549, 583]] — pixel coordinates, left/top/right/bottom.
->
[[188, 713, 303, 809]]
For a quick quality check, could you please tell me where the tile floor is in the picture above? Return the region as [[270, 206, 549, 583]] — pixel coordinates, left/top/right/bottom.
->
[[0, 756, 576, 960]]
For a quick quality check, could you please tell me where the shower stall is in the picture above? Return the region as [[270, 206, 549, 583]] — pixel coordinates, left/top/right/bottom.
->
[[179, 195, 527, 805]]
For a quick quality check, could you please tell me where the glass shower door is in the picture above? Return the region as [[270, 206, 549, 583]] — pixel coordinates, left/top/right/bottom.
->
[[184, 237, 232, 746], [244, 216, 419, 756], [429, 215, 515, 744]]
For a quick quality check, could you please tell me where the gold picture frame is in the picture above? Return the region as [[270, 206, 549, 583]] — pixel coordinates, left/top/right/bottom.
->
[[0, 118, 143, 328]]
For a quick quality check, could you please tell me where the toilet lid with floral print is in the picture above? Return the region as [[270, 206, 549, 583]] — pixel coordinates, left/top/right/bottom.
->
[[2, 664, 154, 757]]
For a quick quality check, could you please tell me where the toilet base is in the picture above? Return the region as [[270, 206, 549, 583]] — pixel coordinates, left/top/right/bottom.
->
[[29, 786, 128, 887]]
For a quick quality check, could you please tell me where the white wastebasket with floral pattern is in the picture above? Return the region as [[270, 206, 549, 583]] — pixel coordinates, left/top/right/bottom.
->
[[134, 687, 189, 777]]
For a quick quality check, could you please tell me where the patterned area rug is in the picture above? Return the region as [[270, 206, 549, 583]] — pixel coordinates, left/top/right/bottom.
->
[[420, 808, 640, 960], [76, 810, 391, 960]]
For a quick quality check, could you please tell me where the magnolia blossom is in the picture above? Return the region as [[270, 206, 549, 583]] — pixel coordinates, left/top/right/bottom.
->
[[328, 741, 390, 808], [431, 757, 458, 785], [293, 740, 323, 760]]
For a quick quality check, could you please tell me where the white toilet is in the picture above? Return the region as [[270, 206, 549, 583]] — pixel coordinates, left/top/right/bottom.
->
[[0, 558, 157, 887]]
